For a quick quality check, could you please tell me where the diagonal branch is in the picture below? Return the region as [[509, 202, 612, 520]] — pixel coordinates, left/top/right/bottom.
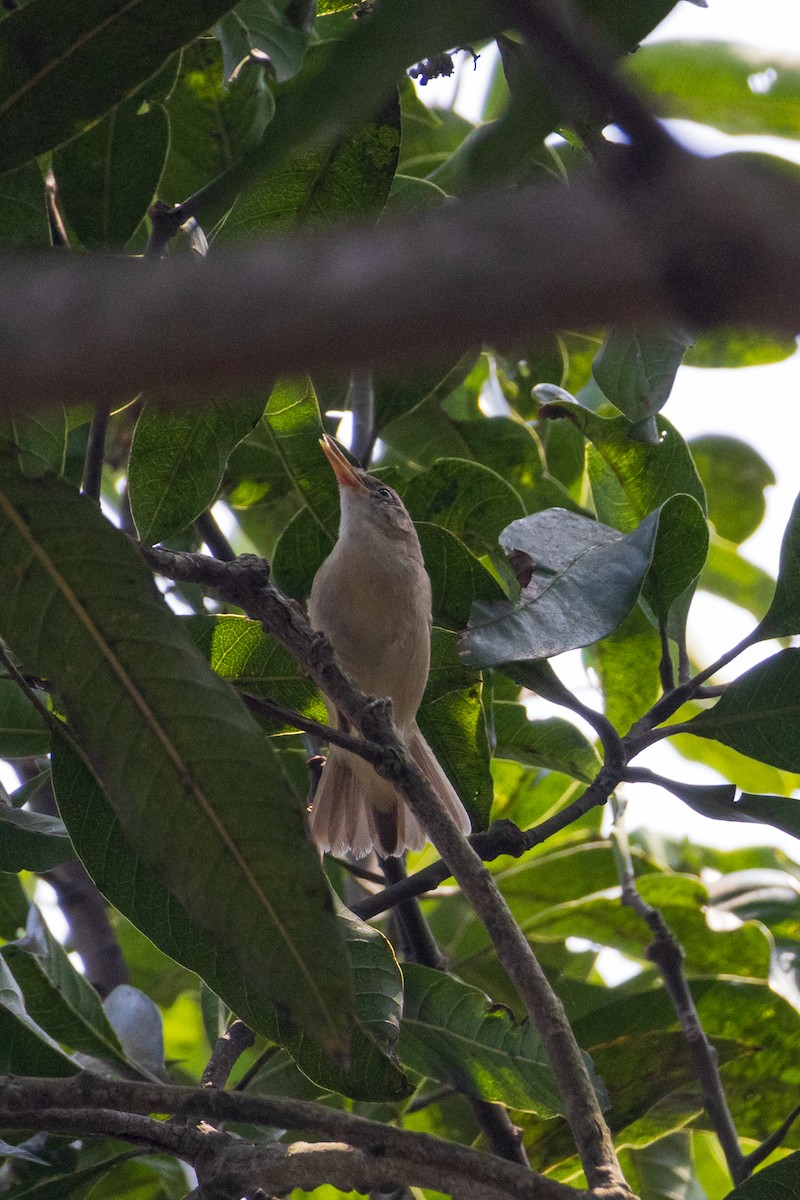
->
[[2, 150, 800, 410], [137, 544, 631, 1194]]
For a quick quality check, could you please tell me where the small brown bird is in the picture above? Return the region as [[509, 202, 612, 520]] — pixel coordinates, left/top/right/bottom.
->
[[308, 435, 472, 858]]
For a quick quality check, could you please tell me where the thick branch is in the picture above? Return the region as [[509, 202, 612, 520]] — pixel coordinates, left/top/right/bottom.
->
[[2, 150, 799, 409], [0, 1075, 586, 1200]]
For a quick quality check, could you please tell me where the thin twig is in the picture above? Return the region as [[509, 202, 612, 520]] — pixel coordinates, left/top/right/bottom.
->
[[201, 1021, 256, 1090], [612, 816, 747, 1185], [195, 510, 236, 562], [347, 365, 376, 466], [81, 401, 111, 502]]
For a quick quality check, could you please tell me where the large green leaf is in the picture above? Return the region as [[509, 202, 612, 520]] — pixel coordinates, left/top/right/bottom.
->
[[723, 1149, 800, 1198], [688, 650, 800, 773], [641, 493, 708, 624], [672, 781, 800, 842], [402, 458, 526, 561], [1, 906, 129, 1068], [0, 0, 239, 173], [462, 507, 661, 667], [215, 0, 313, 85], [492, 702, 599, 782], [689, 435, 775, 546], [585, 604, 662, 735], [128, 392, 266, 543], [372, 352, 480, 433], [53, 97, 169, 249], [0, 956, 78, 1077], [417, 523, 506, 631], [686, 327, 798, 369], [0, 676, 50, 757], [418, 629, 493, 830], [629, 40, 800, 138], [541, 404, 707, 532], [0, 807, 74, 873], [756, 489, 800, 638], [397, 962, 562, 1115], [271, 505, 332, 602], [218, 86, 401, 237], [699, 538, 776, 622], [592, 327, 692, 442], [51, 741, 409, 1101], [0, 162, 50, 246], [0, 874, 28, 940], [5, 409, 68, 478], [159, 41, 274, 205], [184, 613, 327, 726], [262, 377, 338, 531], [0, 458, 352, 1055]]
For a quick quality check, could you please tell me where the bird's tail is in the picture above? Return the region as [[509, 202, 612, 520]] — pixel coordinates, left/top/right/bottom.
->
[[308, 724, 472, 859]]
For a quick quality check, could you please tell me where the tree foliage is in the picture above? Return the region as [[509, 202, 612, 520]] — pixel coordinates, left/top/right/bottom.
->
[[1, 2, 800, 1199]]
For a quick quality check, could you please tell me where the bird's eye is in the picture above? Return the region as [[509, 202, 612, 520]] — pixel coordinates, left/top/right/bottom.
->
[[375, 486, 394, 501]]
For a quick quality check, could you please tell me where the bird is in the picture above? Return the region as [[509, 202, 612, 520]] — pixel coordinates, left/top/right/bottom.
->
[[307, 434, 472, 859]]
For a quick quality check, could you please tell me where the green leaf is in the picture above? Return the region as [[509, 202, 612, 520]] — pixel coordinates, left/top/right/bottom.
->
[[402, 458, 526, 561], [673, 782, 800, 842], [542, 404, 707, 533], [262, 377, 338, 531], [0, 956, 78, 1076], [0, 459, 353, 1056], [190, 0, 497, 223], [372, 353, 479, 434], [668, 704, 800, 796], [215, 0, 313, 85], [629, 40, 800, 139], [128, 392, 265, 543], [723, 1149, 800, 1198], [462, 507, 661, 667], [0, 873, 28, 940], [103, 984, 165, 1076], [699, 538, 776, 622], [0, 808, 74, 873], [418, 629, 493, 830], [219, 87, 401, 237], [0, 677, 50, 758], [51, 739, 408, 1101], [271, 505, 332, 602], [592, 327, 693, 443], [1, 906, 129, 1067], [620, 1132, 709, 1200], [757, 489, 800, 638], [492, 702, 599, 782], [0, 0, 240, 173], [642, 493, 708, 624], [6, 409, 68, 478], [689, 435, 775, 545], [0, 162, 50, 247], [159, 42, 274, 205], [53, 97, 168, 249], [184, 613, 327, 726], [585, 603, 662, 735], [688, 650, 800, 773], [686, 326, 798, 369], [397, 962, 562, 1115], [417, 523, 506, 630]]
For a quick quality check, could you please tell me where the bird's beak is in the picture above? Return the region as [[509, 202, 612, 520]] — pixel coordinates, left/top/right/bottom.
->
[[320, 435, 366, 491]]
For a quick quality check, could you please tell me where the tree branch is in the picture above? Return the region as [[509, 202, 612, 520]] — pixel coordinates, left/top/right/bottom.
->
[[0, 1075, 588, 1200], [2, 149, 799, 410], [133, 545, 630, 1194]]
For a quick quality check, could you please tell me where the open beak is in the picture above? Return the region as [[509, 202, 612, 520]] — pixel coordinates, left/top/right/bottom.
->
[[319, 434, 366, 490]]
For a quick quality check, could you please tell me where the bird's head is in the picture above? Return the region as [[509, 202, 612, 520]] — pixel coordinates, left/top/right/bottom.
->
[[319, 434, 416, 542]]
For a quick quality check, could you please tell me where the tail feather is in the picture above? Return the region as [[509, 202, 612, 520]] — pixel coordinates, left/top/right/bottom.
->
[[409, 724, 472, 837], [308, 727, 472, 859]]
